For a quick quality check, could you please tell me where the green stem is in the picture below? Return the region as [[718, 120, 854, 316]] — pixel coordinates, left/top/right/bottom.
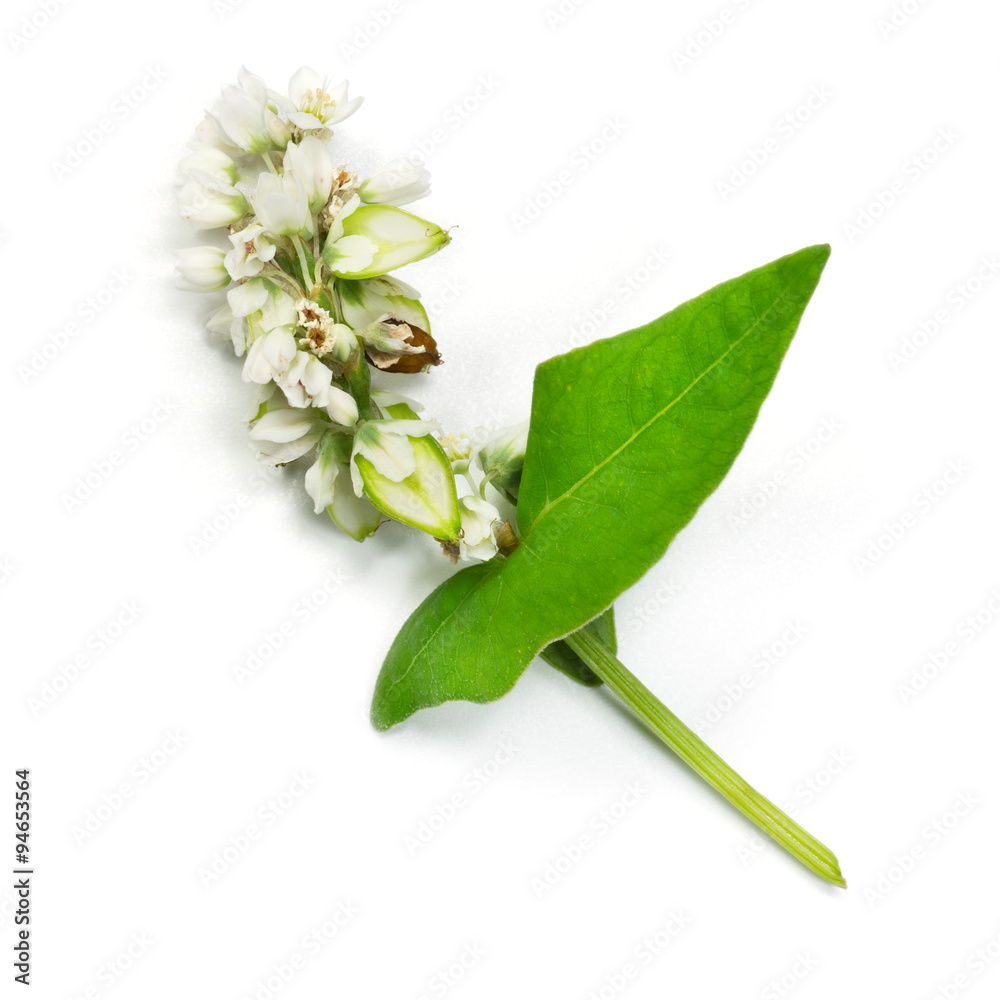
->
[[331, 282, 345, 324], [261, 263, 304, 299], [290, 235, 315, 289], [564, 629, 846, 888], [345, 348, 374, 420]]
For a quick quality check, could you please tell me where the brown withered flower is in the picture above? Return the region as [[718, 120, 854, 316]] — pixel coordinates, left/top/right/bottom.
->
[[362, 315, 442, 374]]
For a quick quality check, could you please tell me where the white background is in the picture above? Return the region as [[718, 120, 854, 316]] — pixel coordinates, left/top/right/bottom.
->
[[4, 0, 1000, 997]]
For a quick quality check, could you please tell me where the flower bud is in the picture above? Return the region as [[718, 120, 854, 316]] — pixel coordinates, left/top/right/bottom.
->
[[359, 158, 431, 207], [179, 145, 239, 184], [231, 67, 293, 149], [283, 136, 334, 214], [325, 385, 359, 427], [249, 402, 325, 464], [179, 178, 249, 230], [304, 430, 344, 512], [215, 87, 272, 154], [304, 431, 382, 540], [175, 246, 229, 292], [206, 301, 247, 356], [458, 496, 501, 562], [476, 421, 529, 500], [250, 171, 314, 237]]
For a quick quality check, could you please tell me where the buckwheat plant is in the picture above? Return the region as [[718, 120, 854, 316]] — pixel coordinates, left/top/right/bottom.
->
[[177, 67, 846, 889]]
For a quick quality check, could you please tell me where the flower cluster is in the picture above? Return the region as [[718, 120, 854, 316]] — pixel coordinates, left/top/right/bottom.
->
[[176, 67, 523, 560]]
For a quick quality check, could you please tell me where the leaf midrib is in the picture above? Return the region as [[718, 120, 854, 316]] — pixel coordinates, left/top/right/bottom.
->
[[523, 275, 800, 537]]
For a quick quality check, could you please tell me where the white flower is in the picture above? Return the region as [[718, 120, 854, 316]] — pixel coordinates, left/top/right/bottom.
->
[[304, 432, 382, 540], [227, 277, 270, 317], [277, 350, 333, 408], [179, 144, 239, 185], [175, 246, 229, 292], [325, 385, 359, 427], [260, 287, 298, 331], [322, 195, 377, 276], [210, 68, 292, 152], [178, 147, 248, 229], [249, 405, 325, 464], [205, 301, 247, 356], [477, 421, 529, 465], [225, 223, 277, 280], [283, 136, 333, 214], [178, 175, 247, 230], [296, 300, 355, 361], [245, 381, 277, 422], [286, 67, 362, 130], [475, 420, 529, 499], [243, 326, 297, 384], [214, 86, 272, 155], [359, 158, 431, 207], [458, 496, 501, 562], [234, 65, 290, 127], [350, 418, 438, 496], [248, 170, 314, 237], [303, 431, 347, 513], [438, 431, 472, 463], [250, 406, 316, 442], [187, 114, 243, 156]]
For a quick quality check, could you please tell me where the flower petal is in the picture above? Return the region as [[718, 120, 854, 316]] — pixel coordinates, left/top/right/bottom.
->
[[304, 433, 341, 513], [250, 407, 317, 443], [329, 235, 378, 277], [326, 385, 359, 427], [227, 278, 269, 317], [288, 66, 322, 108]]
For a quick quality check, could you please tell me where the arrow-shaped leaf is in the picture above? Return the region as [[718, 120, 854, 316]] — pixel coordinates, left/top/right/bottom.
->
[[372, 245, 830, 729]]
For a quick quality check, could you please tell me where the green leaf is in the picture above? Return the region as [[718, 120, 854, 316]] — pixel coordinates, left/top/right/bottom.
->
[[539, 607, 615, 686], [371, 245, 830, 729]]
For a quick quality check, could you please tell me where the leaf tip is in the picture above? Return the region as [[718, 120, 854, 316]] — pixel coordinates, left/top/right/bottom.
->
[[369, 686, 401, 731], [369, 709, 391, 732], [800, 242, 832, 270]]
